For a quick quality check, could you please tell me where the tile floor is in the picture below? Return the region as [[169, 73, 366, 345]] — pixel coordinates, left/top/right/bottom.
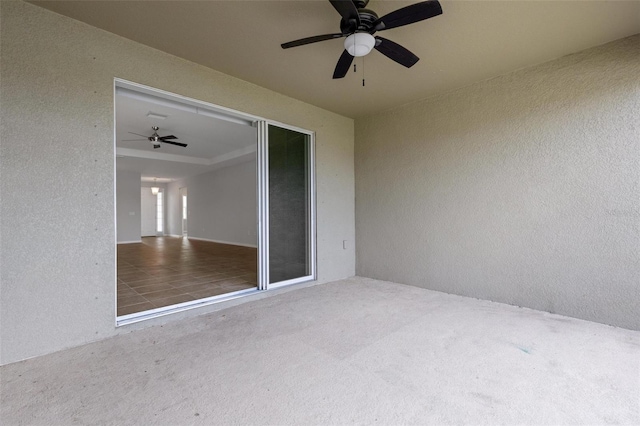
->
[[117, 237, 257, 316]]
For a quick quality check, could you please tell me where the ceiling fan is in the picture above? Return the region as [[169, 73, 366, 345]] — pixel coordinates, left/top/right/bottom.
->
[[122, 126, 187, 149], [281, 0, 442, 79]]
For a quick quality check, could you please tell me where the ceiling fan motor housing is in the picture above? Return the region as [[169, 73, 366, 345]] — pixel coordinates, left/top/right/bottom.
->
[[356, 9, 379, 31], [151, 135, 161, 148], [340, 8, 378, 33]]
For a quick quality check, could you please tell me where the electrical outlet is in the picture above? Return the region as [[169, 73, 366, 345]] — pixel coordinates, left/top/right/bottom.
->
[[343, 240, 348, 250]]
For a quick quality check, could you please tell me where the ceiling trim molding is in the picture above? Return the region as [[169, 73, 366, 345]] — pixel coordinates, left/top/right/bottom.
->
[[116, 144, 257, 167], [209, 145, 256, 166]]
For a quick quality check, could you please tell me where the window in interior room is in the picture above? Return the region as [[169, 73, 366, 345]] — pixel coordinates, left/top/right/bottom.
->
[[182, 194, 187, 236], [180, 187, 188, 237], [156, 190, 164, 234]]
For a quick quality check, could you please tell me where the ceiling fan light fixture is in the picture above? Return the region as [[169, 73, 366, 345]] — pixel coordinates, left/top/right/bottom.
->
[[151, 178, 160, 195], [344, 33, 375, 57]]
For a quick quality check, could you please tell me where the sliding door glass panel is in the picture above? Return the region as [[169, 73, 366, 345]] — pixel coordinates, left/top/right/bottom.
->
[[268, 125, 311, 284]]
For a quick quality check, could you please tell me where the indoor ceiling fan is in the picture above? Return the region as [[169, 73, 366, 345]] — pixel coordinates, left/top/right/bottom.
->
[[122, 126, 187, 149], [281, 0, 442, 79]]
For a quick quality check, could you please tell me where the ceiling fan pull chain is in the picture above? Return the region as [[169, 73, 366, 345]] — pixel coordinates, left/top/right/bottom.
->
[[362, 56, 365, 87], [353, 34, 357, 74]]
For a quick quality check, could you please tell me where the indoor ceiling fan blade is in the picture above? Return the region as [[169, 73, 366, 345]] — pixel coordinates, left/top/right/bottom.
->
[[373, 0, 442, 31], [128, 132, 150, 138], [281, 33, 345, 49], [162, 140, 188, 148], [158, 135, 178, 140], [329, 0, 360, 28], [374, 37, 419, 68], [121, 139, 149, 142], [333, 49, 354, 79]]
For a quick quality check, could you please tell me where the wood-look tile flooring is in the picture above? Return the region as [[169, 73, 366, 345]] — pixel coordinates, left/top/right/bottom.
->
[[117, 237, 257, 316]]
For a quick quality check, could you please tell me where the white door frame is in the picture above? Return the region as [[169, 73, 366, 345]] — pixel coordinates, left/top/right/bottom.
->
[[256, 121, 317, 291]]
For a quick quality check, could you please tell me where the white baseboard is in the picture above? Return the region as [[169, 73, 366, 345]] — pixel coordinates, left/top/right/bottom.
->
[[166, 234, 183, 238], [187, 236, 257, 248], [117, 240, 142, 244]]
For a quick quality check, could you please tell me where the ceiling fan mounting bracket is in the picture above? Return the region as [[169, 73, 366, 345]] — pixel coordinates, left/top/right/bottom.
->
[[356, 9, 379, 32], [340, 8, 378, 34]]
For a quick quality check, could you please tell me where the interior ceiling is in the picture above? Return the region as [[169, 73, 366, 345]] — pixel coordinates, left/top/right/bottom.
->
[[32, 1, 640, 118], [115, 92, 256, 181]]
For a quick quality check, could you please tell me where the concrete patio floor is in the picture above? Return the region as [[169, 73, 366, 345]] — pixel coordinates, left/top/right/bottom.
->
[[1, 277, 638, 425]]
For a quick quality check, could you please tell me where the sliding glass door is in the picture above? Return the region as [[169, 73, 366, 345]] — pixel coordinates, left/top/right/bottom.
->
[[115, 77, 317, 324], [257, 122, 316, 289]]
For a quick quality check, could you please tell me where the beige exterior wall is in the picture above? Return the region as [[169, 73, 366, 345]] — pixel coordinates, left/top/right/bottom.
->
[[355, 35, 640, 330], [0, 2, 355, 364]]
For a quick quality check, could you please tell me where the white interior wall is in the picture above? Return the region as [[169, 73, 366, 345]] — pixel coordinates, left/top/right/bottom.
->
[[355, 35, 640, 330], [166, 159, 257, 247], [0, 2, 355, 365], [140, 187, 157, 237], [167, 182, 182, 237], [115, 170, 141, 243]]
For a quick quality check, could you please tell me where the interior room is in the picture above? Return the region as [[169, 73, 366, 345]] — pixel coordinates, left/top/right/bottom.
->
[[1, 1, 638, 424], [115, 85, 259, 317]]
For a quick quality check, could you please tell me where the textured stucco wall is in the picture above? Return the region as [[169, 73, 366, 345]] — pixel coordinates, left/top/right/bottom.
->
[[355, 35, 640, 330], [0, 2, 354, 364]]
